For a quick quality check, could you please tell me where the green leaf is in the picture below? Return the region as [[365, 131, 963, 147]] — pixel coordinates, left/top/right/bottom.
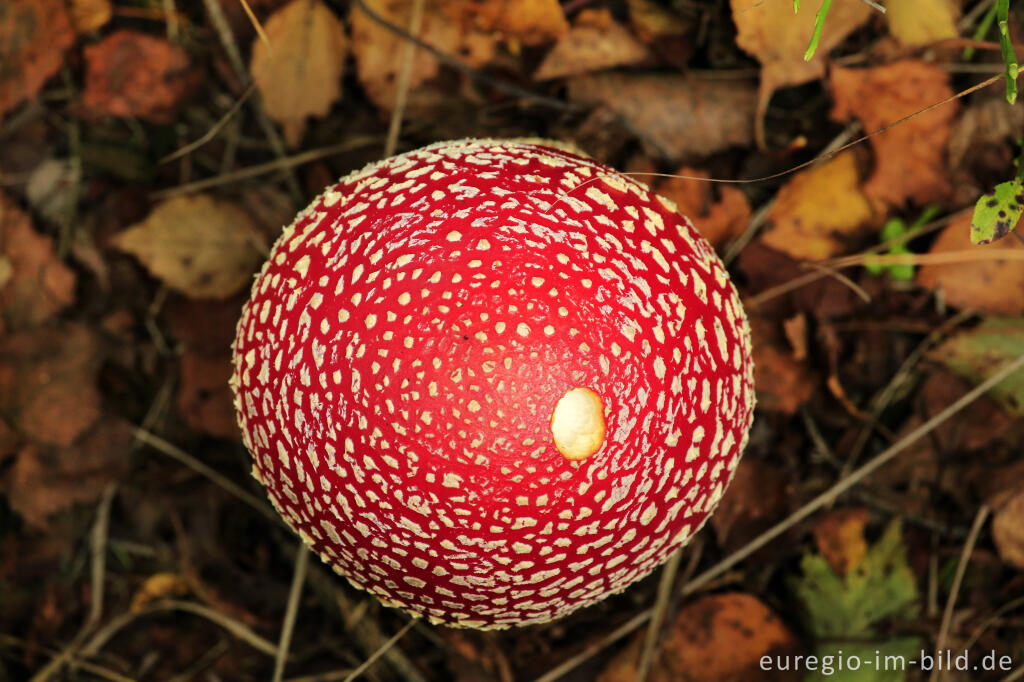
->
[[791, 520, 918, 639], [971, 179, 1024, 245], [802, 638, 921, 682], [931, 318, 1024, 415], [804, 0, 833, 61]]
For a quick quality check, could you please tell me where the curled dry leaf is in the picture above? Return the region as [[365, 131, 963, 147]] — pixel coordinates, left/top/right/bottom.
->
[[655, 167, 751, 250], [885, 0, 958, 47], [250, 0, 347, 148], [0, 0, 76, 119], [112, 194, 266, 300], [992, 489, 1024, 570], [567, 73, 756, 160], [917, 212, 1024, 315], [0, 192, 76, 332], [350, 0, 498, 112], [731, 0, 872, 147], [81, 31, 199, 123], [763, 150, 874, 261], [831, 61, 955, 209], [534, 8, 649, 81]]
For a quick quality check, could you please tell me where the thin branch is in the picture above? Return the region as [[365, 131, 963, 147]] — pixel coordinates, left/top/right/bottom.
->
[[635, 549, 683, 682], [273, 545, 311, 682], [161, 84, 256, 164], [339, 619, 417, 682], [383, 0, 425, 158]]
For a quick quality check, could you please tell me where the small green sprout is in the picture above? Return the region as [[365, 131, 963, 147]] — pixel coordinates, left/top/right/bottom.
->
[[865, 205, 940, 280]]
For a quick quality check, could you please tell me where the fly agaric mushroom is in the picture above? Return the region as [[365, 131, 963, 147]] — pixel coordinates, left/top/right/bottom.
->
[[231, 139, 755, 629]]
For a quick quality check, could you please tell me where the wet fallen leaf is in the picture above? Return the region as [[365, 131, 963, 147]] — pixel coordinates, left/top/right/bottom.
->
[[178, 351, 239, 440], [250, 0, 347, 147], [750, 317, 817, 414], [655, 167, 751, 249], [81, 31, 199, 123], [992, 488, 1024, 570], [567, 73, 757, 160], [885, 0, 958, 47], [792, 519, 917, 638], [917, 212, 1024, 315], [831, 60, 956, 209], [130, 572, 190, 612], [763, 150, 875, 261], [0, 0, 76, 119], [350, 0, 498, 112], [930, 317, 1024, 416], [534, 8, 649, 81], [731, 0, 872, 147], [2, 418, 131, 528], [0, 323, 103, 447], [68, 0, 112, 33], [112, 194, 266, 300], [0, 192, 76, 332], [813, 508, 871, 577]]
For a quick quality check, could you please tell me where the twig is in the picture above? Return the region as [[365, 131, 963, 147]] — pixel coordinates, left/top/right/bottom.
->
[[273, 545, 311, 682], [238, 0, 270, 47], [132, 427, 280, 524], [529, 351, 1024, 682], [161, 84, 256, 164], [384, 0, 425, 158], [338, 619, 417, 682], [163, 0, 180, 40], [931, 505, 991, 682], [635, 549, 683, 682]]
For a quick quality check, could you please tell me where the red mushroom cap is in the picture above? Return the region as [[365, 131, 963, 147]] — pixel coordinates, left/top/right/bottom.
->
[[231, 139, 755, 629]]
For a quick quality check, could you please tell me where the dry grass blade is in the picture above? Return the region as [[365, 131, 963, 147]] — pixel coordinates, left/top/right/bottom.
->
[[383, 0, 425, 157], [338, 619, 417, 682], [238, 0, 269, 47], [161, 84, 256, 164], [273, 545, 311, 682], [635, 549, 683, 682]]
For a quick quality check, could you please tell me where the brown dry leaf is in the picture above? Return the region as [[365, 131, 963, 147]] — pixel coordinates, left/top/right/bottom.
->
[[0, 323, 103, 447], [351, 0, 498, 112], [885, 0, 958, 47], [567, 73, 756, 160], [112, 195, 266, 300], [993, 488, 1024, 570], [831, 60, 956, 208], [917, 212, 1024, 314], [178, 351, 238, 440], [750, 317, 817, 414], [463, 0, 568, 46], [0, 192, 76, 332], [69, 0, 112, 33], [2, 418, 132, 528], [731, 0, 872, 147], [710, 459, 790, 552], [627, 0, 693, 67], [656, 167, 751, 249], [813, 508, 871, 577], [763, 150, 874, 261], [130, 573, 190, 613], [250, 0, 347, 147], [81, 31, 199, 123], [0, 0, 76, 119], [534, 8, 649, 81]]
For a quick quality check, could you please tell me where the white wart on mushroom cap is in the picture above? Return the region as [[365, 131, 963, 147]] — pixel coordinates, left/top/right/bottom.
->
[[231, 139, 755, 629]]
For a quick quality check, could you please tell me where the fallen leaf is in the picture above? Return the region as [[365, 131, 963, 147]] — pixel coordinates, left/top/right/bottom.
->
[[992, 488, 1024, 570], [350, 0, 498, 112], [917, 212, 1024, 315], [930, 317, 1024, 416], [971, 179, 1024, 245], [948, 94, 1024, 172], [112, 194, 266, 300], [791, 519, 917, 638], [130, 573, 190, 612], [567, 73, 757, 160], [0, 0, 75, 119], [782, 313, 808, 360], [918, 370, 1013, 451], [81, 31, 199, 123], [885, 0, 958, 47], [2, 418, 131, 528], [763, 150, 875, 261], [750, 317, 817, 414], [655, 167, 751, 249], [534, 8, 649, 81], [164, 296, 246, 355], [462, 0, 568, 46], [831, 60, 956, 208], [805, 638, 921, 682], [68, 0, 112, 33], [813, 508, 871, 577], [627, 0, 694, 68], [25, 158, 80, 225], [0, 323, 103, 447], [731, 0, 872, 147], [250, 0, 347, 147], [0, 192, 76, 331], [710, 458, 791, 552], [178, 350, 239, 440]]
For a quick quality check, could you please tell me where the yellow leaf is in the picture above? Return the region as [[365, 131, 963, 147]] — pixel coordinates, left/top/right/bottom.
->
[[250, 0, 347, 147], [886, 0, 958, 47], [113, 195, 266, 300], [131, 573, 189, 613], [763, 151, 874, 261]]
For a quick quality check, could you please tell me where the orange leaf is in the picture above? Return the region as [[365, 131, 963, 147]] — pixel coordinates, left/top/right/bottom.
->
[[534, 8, 649, 81], [813, 508, 872, 577], [0, 0, 75, 119], [656, 167, 751, 249]]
